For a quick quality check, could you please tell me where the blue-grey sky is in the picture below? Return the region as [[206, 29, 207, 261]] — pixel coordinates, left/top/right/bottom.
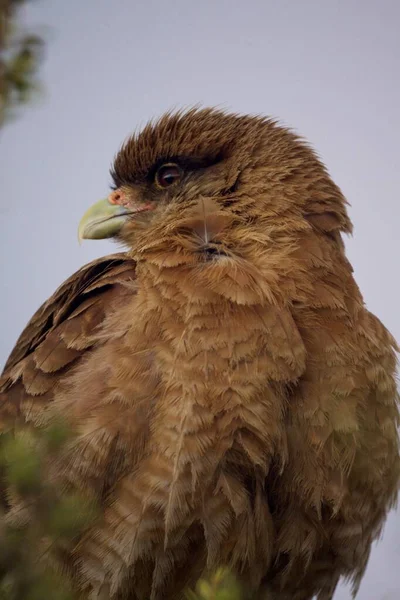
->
[[1, 1, 399, 598]]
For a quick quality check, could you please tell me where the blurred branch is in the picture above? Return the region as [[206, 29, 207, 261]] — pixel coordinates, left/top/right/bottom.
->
[[0, 0, 44, 127]]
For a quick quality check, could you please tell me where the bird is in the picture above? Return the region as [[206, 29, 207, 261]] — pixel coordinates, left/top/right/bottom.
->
[[1, 108, 399, 600]]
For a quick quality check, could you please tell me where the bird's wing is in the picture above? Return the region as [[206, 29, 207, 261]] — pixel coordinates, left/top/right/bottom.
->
[[0, 253, 137, 425]]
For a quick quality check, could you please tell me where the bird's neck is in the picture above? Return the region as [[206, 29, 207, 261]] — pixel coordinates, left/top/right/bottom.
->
[[125, 262, 306, 474]]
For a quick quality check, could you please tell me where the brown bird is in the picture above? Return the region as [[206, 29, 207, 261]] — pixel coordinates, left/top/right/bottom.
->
[[1, 108, 399, 600]]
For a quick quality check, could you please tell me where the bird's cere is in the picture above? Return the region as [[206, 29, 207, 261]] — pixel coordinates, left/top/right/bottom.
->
[[108, 189, 128, 205]]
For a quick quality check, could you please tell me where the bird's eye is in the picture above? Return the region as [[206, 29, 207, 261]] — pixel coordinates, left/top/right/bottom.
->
[[155, 163, 182, 188]]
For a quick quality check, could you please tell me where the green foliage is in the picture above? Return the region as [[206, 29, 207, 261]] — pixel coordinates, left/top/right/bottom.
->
[[0, 0, 45, 126], [0, 422, 97, 600], [186, 568, 244, 600], [47, 493, 98, 541], [1, 432, 41, 494], [43, 419, 72, 453]]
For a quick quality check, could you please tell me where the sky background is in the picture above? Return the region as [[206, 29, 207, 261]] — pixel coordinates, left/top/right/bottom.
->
[[1, 1, 399, 598]]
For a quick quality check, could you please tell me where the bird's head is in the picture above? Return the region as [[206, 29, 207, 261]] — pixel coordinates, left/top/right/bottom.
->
[[78, 108, 352, 304]]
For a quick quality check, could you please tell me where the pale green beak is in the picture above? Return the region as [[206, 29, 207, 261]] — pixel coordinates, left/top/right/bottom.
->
[[78, 198, 129, 241]]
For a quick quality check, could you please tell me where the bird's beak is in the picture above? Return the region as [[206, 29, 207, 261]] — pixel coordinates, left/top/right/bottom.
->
[[78, 198, 129, 242]]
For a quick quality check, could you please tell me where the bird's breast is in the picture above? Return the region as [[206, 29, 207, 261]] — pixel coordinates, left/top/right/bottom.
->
[[62, 266, 308, 596], [116, 269, 307, 479]]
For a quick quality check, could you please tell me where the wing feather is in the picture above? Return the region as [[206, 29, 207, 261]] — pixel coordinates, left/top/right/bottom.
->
[[0, 253, 137, 425]]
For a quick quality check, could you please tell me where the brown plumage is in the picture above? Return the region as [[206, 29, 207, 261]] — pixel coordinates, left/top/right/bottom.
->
[[1, 108, 399, 600]]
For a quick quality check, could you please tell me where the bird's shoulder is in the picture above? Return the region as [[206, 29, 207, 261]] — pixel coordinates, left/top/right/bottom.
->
[[0, 253, 137, 421]]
